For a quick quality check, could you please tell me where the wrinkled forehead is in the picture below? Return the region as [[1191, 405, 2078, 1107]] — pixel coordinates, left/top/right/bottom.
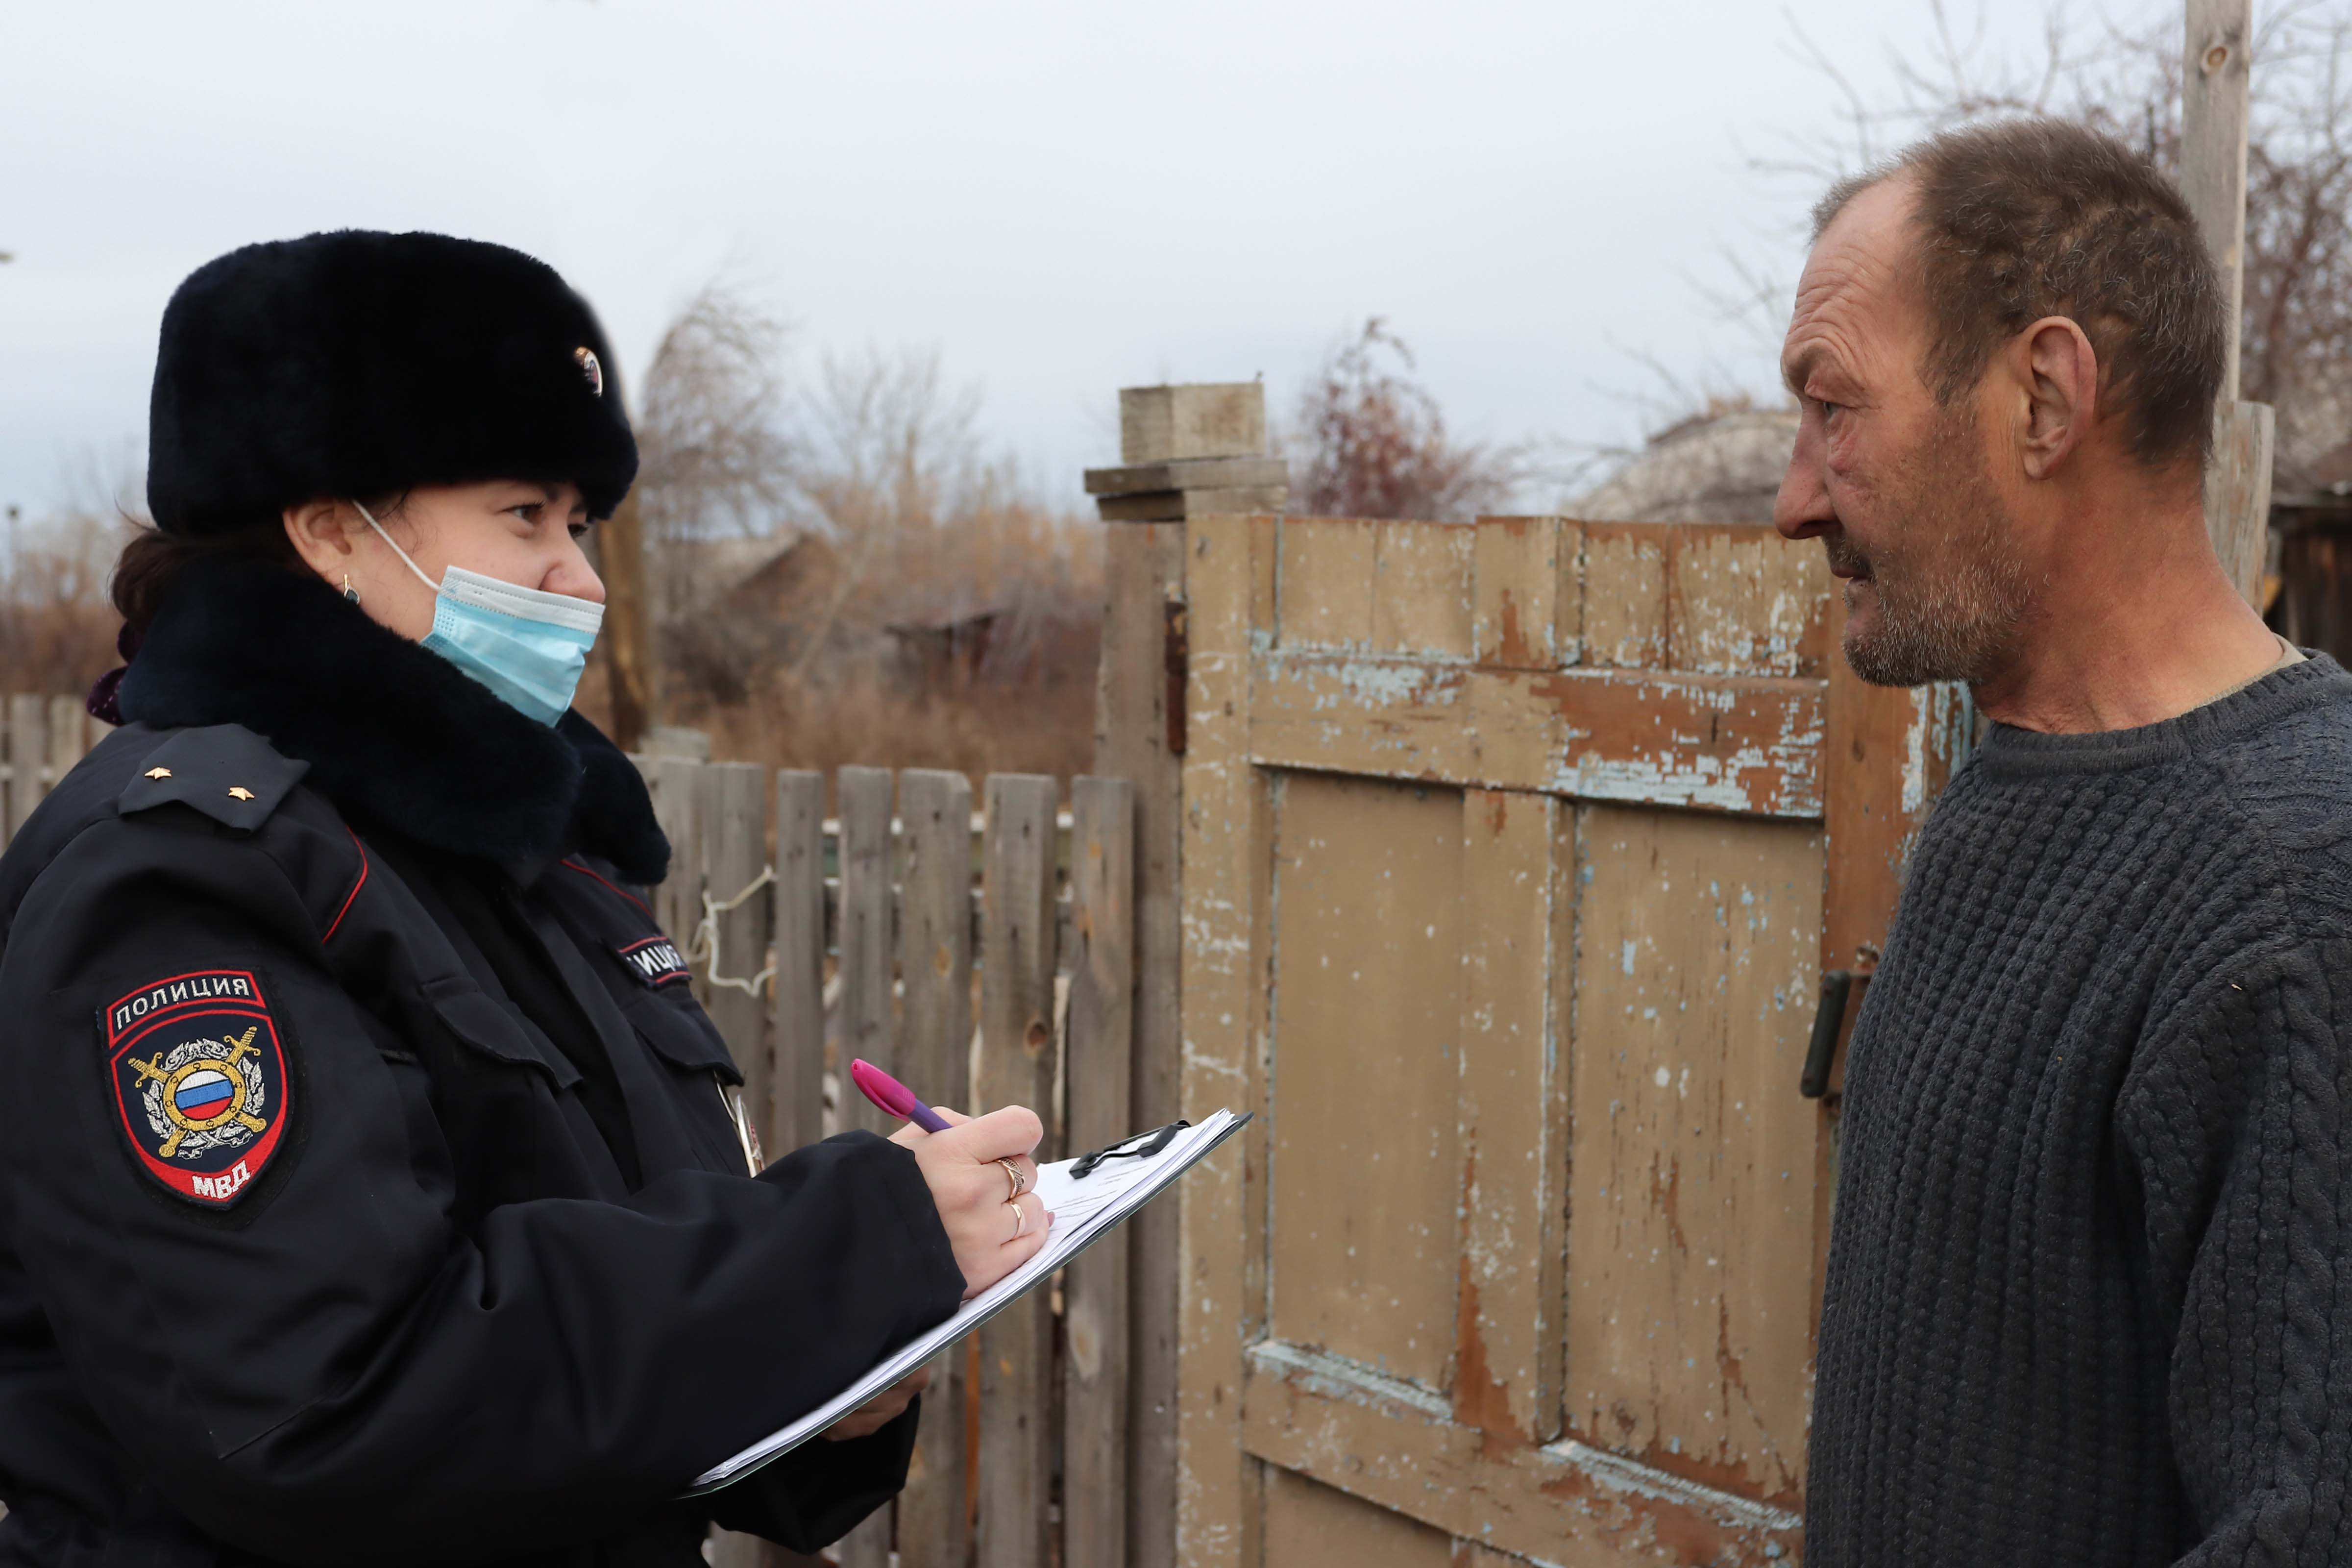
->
[[1782, 175, 1929, 392]]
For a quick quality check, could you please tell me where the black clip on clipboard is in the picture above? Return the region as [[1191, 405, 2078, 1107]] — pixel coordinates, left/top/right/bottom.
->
[[1069, 1119, 1190, 1179]]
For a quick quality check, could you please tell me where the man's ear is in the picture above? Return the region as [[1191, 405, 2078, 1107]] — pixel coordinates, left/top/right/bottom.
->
[[281, 498, 358, 580], [2017, 316, 2099, 481]]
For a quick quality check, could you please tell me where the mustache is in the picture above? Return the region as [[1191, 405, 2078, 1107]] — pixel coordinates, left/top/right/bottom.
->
[[1823, 536, 1873, 580]]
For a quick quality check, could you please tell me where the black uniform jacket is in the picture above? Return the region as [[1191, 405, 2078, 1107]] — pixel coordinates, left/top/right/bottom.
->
[[0, 560, 965, 1567]]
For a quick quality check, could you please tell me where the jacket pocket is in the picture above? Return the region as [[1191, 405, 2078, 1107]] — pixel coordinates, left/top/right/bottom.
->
[[617, 988, 743, 1086], [419, 975, 584, 1091]]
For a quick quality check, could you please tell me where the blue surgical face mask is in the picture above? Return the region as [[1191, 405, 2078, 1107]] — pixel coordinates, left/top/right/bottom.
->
[[354, 501, 603, 727]]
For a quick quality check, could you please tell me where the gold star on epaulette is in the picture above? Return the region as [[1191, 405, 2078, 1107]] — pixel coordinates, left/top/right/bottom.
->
[[227, 786, 256, 802], [144, 767, 172, 780]]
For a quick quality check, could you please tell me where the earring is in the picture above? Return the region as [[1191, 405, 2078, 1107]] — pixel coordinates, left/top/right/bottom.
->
[[342, 574, 359, 605]]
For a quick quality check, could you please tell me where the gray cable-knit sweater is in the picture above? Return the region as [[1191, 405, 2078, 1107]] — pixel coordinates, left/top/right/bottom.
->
[[1806, 655, 2352, 1566]]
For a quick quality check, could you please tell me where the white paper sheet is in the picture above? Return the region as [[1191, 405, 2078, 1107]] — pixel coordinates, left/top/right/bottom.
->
[[687, 1108, 1248, 1494]]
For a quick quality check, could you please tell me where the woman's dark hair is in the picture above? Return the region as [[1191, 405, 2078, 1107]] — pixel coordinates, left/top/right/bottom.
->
[[109, 492, 408, 637]]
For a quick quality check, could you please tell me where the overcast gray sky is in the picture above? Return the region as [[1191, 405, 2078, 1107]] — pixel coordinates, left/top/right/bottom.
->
[[2, 0, 2088, 518]]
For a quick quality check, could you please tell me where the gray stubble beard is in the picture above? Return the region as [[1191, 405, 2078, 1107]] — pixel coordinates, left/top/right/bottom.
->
[[1830, 406, 2038, 688]]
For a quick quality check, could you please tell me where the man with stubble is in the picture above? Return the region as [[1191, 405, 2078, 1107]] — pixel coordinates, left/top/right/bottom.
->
[[1780, 120, 2352, 1563]]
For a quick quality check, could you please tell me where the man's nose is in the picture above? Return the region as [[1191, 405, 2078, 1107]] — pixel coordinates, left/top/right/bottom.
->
[[1774, 421, 1835, 541]]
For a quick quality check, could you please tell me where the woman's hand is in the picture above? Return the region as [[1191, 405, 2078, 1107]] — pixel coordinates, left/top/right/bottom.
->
[[822, 1367, 930, 1442], [889, 1106, 1050, 1298]]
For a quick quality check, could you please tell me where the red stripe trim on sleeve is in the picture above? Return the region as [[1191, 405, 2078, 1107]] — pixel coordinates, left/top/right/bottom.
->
[[322, 827, 368, 944], [561, 857, 655, 919]]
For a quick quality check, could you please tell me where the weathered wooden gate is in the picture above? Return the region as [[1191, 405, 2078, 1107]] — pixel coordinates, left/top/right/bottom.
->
[[1171, 512, 1966, 1566]]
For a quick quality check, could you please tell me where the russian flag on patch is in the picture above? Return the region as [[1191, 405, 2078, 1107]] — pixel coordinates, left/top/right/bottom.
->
[[101, 970, 291, 1209]]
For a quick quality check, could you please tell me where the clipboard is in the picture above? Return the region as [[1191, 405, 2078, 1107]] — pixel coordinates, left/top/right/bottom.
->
[[686, 1107, 1252, 1494]]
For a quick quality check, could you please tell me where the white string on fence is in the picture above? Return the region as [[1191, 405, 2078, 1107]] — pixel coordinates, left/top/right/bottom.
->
[[689, 865, 778, 997]]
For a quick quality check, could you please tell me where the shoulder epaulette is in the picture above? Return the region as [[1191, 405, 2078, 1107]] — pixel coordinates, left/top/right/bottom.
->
[[118, 725, 311, 833]]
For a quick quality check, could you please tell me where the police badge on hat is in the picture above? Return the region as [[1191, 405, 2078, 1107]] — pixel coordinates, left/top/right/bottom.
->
[[102, 970, 291, 1208]]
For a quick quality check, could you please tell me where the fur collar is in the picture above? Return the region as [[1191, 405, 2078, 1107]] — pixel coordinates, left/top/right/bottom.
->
[[117, 557, 669, 886]]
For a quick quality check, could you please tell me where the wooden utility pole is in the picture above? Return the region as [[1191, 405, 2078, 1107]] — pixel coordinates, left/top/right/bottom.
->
[[2181, 0, 2277, 605], [1085, 384, 1285, 1568]]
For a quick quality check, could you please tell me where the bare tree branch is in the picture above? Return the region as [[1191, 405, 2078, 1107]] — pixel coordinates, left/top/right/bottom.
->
[[1287, 319, 1528, 520], [1716, 0, 2352, 491]]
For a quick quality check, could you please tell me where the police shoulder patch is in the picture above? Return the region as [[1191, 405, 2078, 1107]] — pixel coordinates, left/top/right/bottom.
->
[[610, 935, 691, 989], [103, 970, 291, 1208]]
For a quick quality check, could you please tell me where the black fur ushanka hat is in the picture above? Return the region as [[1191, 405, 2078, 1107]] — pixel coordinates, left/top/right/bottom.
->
[[146, 230, 637, 536]]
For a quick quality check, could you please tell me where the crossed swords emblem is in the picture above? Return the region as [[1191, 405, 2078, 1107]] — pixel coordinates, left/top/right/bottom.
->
[[129, 1026, 267, 1158]]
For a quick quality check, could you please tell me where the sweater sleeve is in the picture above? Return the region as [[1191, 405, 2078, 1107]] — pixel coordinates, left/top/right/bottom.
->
[[2117, 936, 2352, 1564]]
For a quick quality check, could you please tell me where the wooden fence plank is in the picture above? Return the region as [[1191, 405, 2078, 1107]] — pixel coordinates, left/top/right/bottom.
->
[[1471, 517, 1579, 671], [897, 768, 976, 1568], [1064, 775, 1137, 1568], [1264, 1465, 1453, 1568], [1579, 522, 1668, 668], [1266, 776, 1461, 1391], [1372, 520, 1476, 658], [977, 773, 1061, 1568], [697, 763, 771, 1170], [1250, 656, 1828, 819], [1241, 1343, 1803, 1567], [1454, 788, 1570, 1445], [753, 766, 831, 1568], [1276, 517, 1378, 650], [1665, 526, 1832, 676], [831, 770, 889, 1568], [1093, 519, 1189, 1568], [899, 770, 976, 1117], [8, 694, 49, 841], [837, 766, 896, 1141], [772, 771, 828, 1156], [47, 697, 88, 784], [1567, 804, 1821, 1508], [1176, 513, 1276, 1568], [703, 1525, 771, 1568], [833, 773, 899, 1568], [834, 1497, 893, 1564], [648, 758, 703, 964]]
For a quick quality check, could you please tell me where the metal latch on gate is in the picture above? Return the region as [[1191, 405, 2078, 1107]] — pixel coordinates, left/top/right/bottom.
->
[[1164, 599, 1189, 757], [1801, 963, 1875, 1099]]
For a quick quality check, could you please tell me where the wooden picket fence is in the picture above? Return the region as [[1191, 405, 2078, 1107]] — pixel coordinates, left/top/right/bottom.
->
[[0, 695, 108, 843], [0, 700, 1141, 1568], [640, 755, 1139, 1568]]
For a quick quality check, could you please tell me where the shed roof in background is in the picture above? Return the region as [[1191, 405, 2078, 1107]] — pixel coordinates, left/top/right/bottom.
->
[[1576, 408, 1799, 526]]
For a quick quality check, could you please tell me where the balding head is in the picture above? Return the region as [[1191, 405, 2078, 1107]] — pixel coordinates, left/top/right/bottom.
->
[[1811, 118, 2225, 472]]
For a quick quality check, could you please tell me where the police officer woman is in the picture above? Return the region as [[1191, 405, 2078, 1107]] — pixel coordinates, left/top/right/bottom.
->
[[0, 231, 1051, 1566]]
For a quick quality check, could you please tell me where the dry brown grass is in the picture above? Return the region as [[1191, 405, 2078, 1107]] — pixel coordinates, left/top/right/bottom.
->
[[600, 301, 1108, 794], [628, 495, 1104, 794]]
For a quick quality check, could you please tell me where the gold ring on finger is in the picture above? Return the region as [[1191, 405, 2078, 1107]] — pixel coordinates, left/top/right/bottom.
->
[[998, 1158, 1027, 1201], [1008, 1199, 1026, 1240]]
